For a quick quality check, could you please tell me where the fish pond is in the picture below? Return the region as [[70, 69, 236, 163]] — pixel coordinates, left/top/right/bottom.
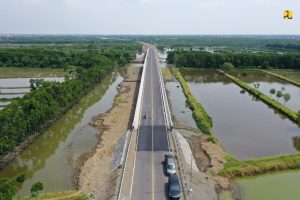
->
[[236, 170, 300, 200], [0, 77, 65, 99], [230, 70, 300, 112], [181, 69, 300, 160]]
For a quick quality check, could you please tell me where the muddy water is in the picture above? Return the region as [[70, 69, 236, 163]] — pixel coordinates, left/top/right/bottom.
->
[[181, 69, 300, 160], [0, 73, 123, 196], [236, 170, 300, 200], [0, 77, 65, 99], [165, 82, 197, 129], [230, 70, 300, 111]]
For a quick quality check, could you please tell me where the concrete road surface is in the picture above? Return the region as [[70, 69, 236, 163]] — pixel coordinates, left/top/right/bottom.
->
[[131, 47, 170, 200]]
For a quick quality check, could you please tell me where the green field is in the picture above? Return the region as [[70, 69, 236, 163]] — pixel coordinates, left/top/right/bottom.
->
[[0, 67, 67, 78]]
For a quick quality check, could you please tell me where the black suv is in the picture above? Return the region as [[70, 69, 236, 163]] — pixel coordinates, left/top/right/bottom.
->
[[168, 174, 181, 199]]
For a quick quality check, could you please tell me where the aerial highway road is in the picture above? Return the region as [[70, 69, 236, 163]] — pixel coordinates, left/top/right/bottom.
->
[[131, 47, 170, 200]]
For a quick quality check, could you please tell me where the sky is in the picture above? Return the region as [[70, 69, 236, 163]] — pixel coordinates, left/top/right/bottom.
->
[[0, 0, 299, 34]]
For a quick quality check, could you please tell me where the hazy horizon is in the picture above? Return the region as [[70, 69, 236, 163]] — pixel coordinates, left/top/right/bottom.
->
[[0, 0, 299, 35]]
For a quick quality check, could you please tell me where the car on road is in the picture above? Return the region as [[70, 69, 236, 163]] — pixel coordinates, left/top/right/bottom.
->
[[168, 174, 181, 199], [165, 153, 176, 175]]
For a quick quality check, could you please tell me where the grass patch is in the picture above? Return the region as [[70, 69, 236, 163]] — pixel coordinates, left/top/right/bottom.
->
[[0, 67, 67, 78], [161, 67, 173, 80], [21, 190, 85, 200], [172, 68, 213, 134], [207, 135, 217, 144], [220, 70, 299, 124], [220, 154, 300, 178], [261, 69, 300, 87]]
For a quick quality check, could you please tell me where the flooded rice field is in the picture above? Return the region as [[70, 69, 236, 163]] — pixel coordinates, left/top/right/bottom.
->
[[181, 69, 300, 160], [0, 73, 123, 196], [230, 70, 300, 111], [0, 77, 65, 99]]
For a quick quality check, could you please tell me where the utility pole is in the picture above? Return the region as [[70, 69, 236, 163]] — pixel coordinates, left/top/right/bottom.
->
[[189, 152, 193, 196]]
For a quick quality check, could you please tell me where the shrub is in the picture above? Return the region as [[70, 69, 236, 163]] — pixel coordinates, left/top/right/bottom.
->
[[207, 135, 217, 144]]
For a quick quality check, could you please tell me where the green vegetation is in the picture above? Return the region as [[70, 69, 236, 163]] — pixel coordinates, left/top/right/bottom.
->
[[207, 135, 217, 144], [221, 62, 235, 72], [0, 45, 138, 157], [283, 93, 291, 105], [161, 67, 173, 80], [167, 51, 300, 69], [172, 69, 212, 134], [261, 70, 300, 87], [269, 88, 276, 97], [0, 178, 16, 200], [30, 182, 43, 199], [0, 46, 138, 68], [265, 44, 300, 51], [221, 71, 299, 123], [138, 35, 300, 51], [221, 154, 300, 178], [0, 67, 67, 78]]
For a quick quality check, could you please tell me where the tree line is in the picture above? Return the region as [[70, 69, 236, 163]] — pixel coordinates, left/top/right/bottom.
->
[[0, 46, 138, 157], [167, 50, 300, 69], [0, 46, 138, 68], [266, 44, 300, 51]]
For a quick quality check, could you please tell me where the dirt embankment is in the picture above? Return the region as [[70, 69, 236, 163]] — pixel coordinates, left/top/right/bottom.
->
[[78, 68, 140, 200], [187, 135, 241, 199]]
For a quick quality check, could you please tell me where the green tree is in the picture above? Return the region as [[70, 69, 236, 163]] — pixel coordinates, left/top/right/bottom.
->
[[283, 93, 291, 105], [269, 88, 276, 98], [0, 178, 16, 200], [221, 62, 235, 72], [276, 91, 283, 102], [16, 174, 25, 198], [31, 182, 43, 199], [298, 110, 300, 122]]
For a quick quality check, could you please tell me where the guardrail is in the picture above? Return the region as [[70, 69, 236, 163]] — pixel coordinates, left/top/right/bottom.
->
[[117, 49, 149, 200], [155, 50, 173, 131], [155, 49, 188, 200], [132, 49, 149, 130], [172, 130, 190, 200]]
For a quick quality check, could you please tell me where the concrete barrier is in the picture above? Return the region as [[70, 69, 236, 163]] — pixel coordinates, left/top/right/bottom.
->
[[155, 50, 173, 131], [131, 49, 149, 130]]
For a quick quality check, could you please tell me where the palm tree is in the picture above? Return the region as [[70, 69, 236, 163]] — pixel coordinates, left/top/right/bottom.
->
[[283, 93, 291, 105], [276, 90, 283, 102], [269, 88, 276, 98]]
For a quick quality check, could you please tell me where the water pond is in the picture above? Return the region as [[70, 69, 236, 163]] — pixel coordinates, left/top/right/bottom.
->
[[0, 73, 123, 196], [236, 170, 300, 200], [181, 69, 300, 160], [230, 70, 300, 111], [0, 77, 65, 99]]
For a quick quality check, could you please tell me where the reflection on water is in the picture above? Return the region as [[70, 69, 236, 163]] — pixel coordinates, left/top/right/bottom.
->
[[292, 136, 300, 151], [165, 82, 197, 129], [236, 170, 300, 200], [181, 69, 300, 160], [0, 73, 123, 196]]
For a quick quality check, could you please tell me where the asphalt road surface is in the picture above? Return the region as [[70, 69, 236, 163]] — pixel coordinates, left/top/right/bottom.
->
[[131, 47, 169, 200]]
